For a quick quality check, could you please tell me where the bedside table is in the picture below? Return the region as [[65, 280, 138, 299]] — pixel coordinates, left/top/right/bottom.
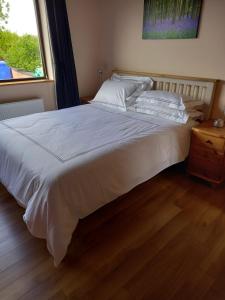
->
[[187, 121, 225, 186], [80, 96, 94, 105]]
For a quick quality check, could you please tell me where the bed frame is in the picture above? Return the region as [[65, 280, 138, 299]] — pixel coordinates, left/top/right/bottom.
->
[[112, 70, 218, 120]]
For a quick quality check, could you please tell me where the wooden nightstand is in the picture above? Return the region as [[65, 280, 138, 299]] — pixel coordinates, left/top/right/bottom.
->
[[80, 96, 94, 105], [187, 121, 225, 186]]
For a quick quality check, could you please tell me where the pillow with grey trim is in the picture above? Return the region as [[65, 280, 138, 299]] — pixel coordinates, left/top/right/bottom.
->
[[111, 73, 153, 90], [136, 91, 185, 110], [111, 73, 154, 109], [136, 91, 204, 111], [128, 103, 204, 124], [93, 79, 139, 111]]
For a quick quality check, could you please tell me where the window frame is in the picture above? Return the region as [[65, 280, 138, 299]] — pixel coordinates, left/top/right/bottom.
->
[[0, 0, 48, 84]]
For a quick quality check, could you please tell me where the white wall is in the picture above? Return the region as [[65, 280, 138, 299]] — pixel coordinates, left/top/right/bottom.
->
[[66, 0, 103, 97]]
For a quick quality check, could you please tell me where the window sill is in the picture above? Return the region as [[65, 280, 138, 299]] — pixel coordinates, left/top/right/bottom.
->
[[0, 79, 54, 87]]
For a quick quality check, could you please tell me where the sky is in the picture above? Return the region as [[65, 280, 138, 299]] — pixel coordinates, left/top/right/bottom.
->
[[4, 0, 38, 36]]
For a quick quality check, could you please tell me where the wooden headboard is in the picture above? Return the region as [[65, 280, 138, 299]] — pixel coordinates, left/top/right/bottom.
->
[[112, 70, 217, 120]]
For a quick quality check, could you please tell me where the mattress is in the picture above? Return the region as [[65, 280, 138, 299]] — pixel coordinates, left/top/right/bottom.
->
[[0, 103, 191, 265]]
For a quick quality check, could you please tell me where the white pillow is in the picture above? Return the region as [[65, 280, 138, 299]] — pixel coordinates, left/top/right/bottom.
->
[[136, 91, 204, 111], [136, 90, 185, 109], [128, 104, 204, 124], [111, 74, 154, 108], [128, 103, 189, 124], [93, 79, 139, 111], [111, 73, 153, 90]]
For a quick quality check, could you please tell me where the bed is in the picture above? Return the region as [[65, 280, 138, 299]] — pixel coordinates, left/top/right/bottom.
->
[[0, 71, 216, 266]]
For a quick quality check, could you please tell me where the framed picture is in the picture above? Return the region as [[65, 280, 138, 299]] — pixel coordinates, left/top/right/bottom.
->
[[142, 0, 203, 39]]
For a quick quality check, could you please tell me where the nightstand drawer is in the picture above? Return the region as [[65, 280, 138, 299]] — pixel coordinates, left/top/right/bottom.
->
[[192, 131, 225, 154], [189, 145, 224, 163], [188, 157, 224, 182]]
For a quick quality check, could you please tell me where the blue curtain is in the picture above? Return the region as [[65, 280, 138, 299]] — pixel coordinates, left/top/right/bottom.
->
[[45, 0, 80, 109]]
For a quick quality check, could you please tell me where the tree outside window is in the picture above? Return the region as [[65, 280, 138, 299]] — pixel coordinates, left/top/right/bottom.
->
[[0, 0, 46, 81]]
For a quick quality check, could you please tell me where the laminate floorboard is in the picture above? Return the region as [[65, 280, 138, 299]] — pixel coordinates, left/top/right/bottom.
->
[[0, 165, 225, 300]]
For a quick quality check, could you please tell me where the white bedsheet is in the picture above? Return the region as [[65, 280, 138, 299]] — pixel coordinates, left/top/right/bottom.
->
[[0, 103, 191, 265]]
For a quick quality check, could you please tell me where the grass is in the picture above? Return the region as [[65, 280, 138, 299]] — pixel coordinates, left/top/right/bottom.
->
[[142, 29, 197, 39]]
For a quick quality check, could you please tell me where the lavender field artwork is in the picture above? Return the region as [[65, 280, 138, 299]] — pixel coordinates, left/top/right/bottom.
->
[[143, 0, 202, 39]]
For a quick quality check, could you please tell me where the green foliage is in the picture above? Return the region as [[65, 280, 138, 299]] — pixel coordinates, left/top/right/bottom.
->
[[143, 0, 202, 24], [0, 0, 10, 30], [6, 34, 42, 72], [0, 1, 42, 73], [0, 30, 42, 72], [0, 30, 17, 58]]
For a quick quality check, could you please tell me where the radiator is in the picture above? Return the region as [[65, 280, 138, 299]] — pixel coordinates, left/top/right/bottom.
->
[[0, 99, 44, 121]]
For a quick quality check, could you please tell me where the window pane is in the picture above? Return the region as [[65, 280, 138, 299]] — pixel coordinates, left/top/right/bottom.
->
[[0, 0, 46, 81]]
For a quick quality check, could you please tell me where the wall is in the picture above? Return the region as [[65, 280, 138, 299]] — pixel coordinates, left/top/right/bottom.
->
[[2, 0, 224, 116], [100, 0, 225, 118], [66, 0, 103, 97], [0, 81, 56, 111]]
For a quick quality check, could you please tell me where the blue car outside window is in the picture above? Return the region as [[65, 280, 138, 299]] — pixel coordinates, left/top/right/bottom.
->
[[0, 61, 13, 80]]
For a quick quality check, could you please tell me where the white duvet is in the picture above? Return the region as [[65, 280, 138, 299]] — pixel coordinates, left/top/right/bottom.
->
[[0, 103, 191, 265]]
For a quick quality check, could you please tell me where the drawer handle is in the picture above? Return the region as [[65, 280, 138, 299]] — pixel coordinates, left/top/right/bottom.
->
[[206, 140, 213, 145]]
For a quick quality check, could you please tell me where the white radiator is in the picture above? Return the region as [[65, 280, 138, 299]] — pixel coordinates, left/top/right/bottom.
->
[[0, 99, 44, 121]]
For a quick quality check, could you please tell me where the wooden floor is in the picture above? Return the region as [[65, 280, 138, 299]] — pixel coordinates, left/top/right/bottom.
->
[[1, 165, 225, 300]]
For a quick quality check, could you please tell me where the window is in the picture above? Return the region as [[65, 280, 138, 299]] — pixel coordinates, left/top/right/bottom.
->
[[0, 0, 47, 82]]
